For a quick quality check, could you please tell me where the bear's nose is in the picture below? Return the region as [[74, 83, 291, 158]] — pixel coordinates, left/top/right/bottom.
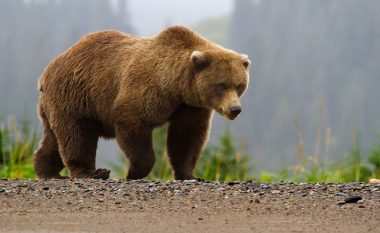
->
[[229, 106, 241, 117]]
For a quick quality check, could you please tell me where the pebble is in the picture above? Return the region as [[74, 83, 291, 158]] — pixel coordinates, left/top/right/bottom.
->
[[228, 181, 238, 186], [335, 192, 345, 196], [344, 195, 362, 203], [369, 179, 380, 184], [174, 190, 183, 195]]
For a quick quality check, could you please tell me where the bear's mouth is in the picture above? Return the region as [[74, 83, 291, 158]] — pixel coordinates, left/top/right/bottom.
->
[[217, 108, 239, 121], [225, 113, 239, 120]]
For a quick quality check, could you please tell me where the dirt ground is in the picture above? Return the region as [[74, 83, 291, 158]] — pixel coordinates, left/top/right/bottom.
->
[[0, 179, 379, 233]]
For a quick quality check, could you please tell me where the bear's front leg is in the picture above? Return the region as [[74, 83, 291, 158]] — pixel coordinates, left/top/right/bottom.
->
[[115, 121, 155, 179], [167, 105, 212, 180]]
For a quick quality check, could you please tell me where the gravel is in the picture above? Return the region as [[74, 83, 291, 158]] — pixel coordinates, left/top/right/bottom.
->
[[0, 179, 379, 232]]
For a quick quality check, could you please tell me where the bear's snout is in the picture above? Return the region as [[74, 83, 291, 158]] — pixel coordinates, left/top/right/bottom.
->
[[215, 91, 242, 120], [229, 106, 241, 118]]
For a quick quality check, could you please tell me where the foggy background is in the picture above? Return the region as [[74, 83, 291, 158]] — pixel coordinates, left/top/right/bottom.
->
[[0, 0, 379, 174]]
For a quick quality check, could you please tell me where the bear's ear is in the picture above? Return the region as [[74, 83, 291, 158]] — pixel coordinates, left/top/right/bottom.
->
[[190, 51, 210, 70], [241, 54, 251, 68]]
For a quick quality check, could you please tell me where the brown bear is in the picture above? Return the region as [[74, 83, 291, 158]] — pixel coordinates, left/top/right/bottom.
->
[[34, 25, 250, 180]]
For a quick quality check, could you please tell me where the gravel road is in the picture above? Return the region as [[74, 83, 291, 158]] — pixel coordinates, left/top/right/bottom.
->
[[1, 179, 379, 233]]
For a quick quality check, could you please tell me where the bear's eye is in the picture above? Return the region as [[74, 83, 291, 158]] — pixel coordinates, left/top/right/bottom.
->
[[216, 83, 228, 92], [237, 84, 245, 96]]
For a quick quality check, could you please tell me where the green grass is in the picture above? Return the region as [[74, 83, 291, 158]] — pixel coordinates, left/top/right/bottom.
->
[[0, 116, 38, 178], [257, 137, 380, 182]]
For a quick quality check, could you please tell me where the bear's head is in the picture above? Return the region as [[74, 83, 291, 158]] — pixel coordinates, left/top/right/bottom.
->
[[188, 49, 250, 120]]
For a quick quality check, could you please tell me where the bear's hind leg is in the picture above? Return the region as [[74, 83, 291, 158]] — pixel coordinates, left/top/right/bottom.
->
[[167, 106, 211, 180], [54, 120, 110, 179], [34, 105, 65, 179], [34, 128, 65, 179]]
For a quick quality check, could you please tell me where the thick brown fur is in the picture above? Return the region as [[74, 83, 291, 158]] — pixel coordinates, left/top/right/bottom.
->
[[34, 25, 250, 180]]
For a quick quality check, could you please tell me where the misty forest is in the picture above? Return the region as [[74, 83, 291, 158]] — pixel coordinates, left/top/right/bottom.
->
[[0, 0, 379, 178]]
